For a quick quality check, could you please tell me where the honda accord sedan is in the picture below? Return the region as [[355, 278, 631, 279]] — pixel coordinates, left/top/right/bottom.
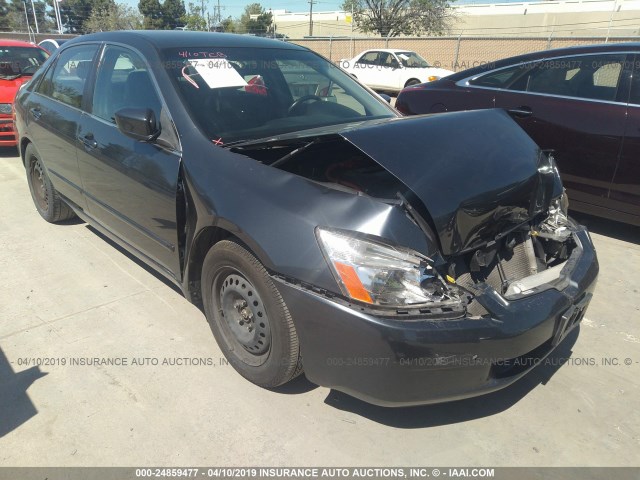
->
[[14, 31, 598, 407], [396, 43, 640, 227]]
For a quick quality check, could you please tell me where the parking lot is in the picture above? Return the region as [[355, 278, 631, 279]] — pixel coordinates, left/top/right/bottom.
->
[[0, 145, 639, 466]]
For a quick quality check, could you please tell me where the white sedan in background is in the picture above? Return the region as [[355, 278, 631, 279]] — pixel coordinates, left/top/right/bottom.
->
[[340, 49, 454, 92]]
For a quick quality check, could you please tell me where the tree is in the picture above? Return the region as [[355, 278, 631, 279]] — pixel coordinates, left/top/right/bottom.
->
[[220, 16, 235, 32], [138, 0, 163, 29], [57, 0, 114, 33], [238, 3, 272, 35], [0, 0, 10, 32], [84, 2, 142, 32], [162, 0, 185, 29], [181, 1, 205, 30], [7, 0, 52, 32], [341, 0, 454, 37], [139, 0, 185, 30]]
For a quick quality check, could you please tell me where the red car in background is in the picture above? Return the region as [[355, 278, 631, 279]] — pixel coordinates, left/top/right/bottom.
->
[[0, 39, 49, 147]]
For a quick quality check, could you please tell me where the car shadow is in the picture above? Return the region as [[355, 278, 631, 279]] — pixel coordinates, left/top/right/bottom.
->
[[85, 225, 184, 296], [0, 346, 48, 438], [0, 147, 19, 158], [322, 327, 579, 428], [571, 212, 640, 244], [269, 373, 319, 395]]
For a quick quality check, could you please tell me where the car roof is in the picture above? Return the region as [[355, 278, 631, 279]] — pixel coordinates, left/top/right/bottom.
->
[[446, 42, 640, 80], [0, 39, 42, 48], [67, 30, 306, 51], [360, 48, 416, 54], [39, 38, 66, 44]]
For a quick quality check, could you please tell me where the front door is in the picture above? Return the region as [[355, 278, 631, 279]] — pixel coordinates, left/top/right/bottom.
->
[[76, 44, 182, 277]]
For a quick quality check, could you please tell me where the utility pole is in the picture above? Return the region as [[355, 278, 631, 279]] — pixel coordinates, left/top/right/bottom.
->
[[200, 0, 209, 30], [22, 1, 31, 34], [53, 0, 63, 34], [30, 0, 39, 34], [308, 0, 315, 37]]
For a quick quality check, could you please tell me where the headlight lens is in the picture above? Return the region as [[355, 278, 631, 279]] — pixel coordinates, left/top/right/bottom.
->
[[316, 228, 457, 307], [0, 103, 13, 115]]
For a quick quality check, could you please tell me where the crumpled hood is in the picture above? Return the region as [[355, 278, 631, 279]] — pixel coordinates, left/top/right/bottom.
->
[[340, 109, 559, 256], [0, 77, 30, 104]]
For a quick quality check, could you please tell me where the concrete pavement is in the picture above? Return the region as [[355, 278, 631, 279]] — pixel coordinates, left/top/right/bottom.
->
[[0, 147, 638, 466]]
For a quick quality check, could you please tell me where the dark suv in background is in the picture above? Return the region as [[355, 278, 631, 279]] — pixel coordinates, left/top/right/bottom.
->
[[396, 43, 640, 226]]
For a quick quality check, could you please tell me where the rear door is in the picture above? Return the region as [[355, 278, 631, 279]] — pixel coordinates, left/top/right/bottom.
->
[[492, 53, 629, 211], [24, 44, 100, 208], [352, 51, 380, 88], [76, 44, 182, 276], [611, 55, 640, 223]]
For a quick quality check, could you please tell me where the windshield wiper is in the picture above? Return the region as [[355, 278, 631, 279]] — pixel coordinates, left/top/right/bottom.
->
[[0, 73, 23, 80], [220, 139, 253, 148]]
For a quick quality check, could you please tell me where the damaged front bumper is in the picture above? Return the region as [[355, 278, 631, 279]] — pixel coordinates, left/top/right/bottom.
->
[[273, 227, 598, 407]]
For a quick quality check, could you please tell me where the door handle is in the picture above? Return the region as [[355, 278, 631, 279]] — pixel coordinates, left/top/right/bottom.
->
[[507, 106, 533, 118], [80, 133, 98, 149], [29, 106, 41, 120]]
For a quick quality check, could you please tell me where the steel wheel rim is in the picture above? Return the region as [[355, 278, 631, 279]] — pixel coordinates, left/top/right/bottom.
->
[[30, 159, 49, 212], [217, 270, 271, 357]]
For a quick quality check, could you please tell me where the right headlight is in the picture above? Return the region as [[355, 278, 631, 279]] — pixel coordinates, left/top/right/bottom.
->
[[316, 227, 460, 307]]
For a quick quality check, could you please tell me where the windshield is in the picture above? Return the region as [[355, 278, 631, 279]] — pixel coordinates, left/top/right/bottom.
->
[[396, 51, 431, 69], [0, 47, 49, 79], [163, 47, 394, 145]]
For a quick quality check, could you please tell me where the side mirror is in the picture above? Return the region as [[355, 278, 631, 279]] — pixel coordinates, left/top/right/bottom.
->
[[378, 93, 392, 104], [114, 107, 160, 142]]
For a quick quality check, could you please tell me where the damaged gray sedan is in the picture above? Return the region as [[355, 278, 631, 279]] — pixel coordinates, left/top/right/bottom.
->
[[14, 31, 598, 406]]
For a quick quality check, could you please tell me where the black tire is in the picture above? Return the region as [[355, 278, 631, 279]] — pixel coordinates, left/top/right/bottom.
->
[[201, 240, 303, 387], [405, 78, 421, 87], [25, 143, 76, 223]]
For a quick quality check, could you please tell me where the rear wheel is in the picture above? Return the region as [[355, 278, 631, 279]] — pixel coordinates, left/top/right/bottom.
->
[[201, 240, 303, 387], [25, 143, 76, 223]]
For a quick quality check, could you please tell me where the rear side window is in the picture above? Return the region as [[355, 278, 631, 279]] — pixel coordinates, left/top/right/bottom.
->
[[356, 52, 379, 66], [471, 54, 626, 102], [526, 54, 626, 101], [38, 44, 99, 109]]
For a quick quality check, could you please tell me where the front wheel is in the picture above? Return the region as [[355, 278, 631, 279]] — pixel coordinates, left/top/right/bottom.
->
[[201, 240, 303, 387], [25, 143, 76, 223], [404, 78, 421, 88]]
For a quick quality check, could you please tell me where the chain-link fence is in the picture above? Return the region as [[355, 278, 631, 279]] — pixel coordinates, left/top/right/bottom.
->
[[3, 31, 638, 74], [290, 36, 640, 71]]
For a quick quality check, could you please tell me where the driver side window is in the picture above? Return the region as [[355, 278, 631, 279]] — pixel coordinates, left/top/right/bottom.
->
[[92, 45, 161, 124], [378, 53, 399, 68]]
